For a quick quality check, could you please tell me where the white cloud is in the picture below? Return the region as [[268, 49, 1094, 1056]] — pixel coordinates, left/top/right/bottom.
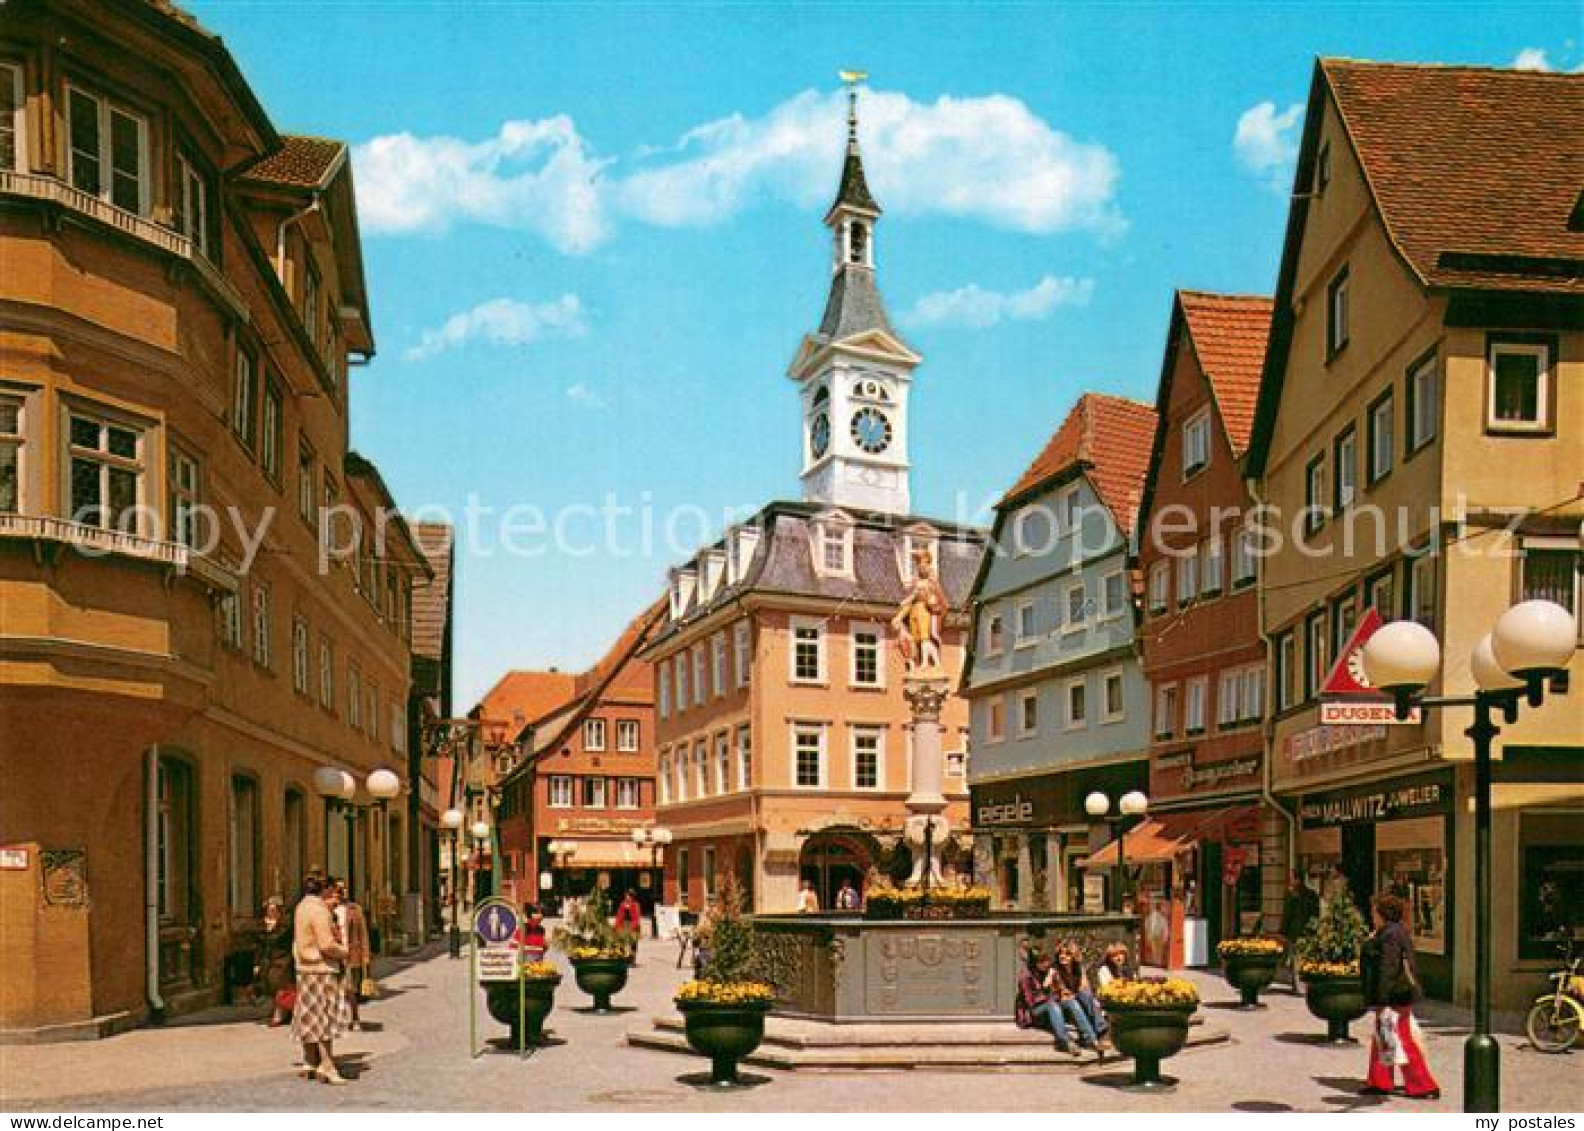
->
[[1233, 100, 1304, 195], [564, 383, 609, 409], [904, 274, 1095, 330], [354, 118, 611, 253], [1513, 47, 1552, 70], [354, 88, 1124, 252], [403, 296, 587, 362]]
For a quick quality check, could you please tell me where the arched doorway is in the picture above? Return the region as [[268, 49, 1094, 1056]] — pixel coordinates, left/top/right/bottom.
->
[[799, 828, 876, 911]]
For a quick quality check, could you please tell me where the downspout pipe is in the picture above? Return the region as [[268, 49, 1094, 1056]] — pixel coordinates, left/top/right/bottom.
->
[[145, 745, 166, 1019]]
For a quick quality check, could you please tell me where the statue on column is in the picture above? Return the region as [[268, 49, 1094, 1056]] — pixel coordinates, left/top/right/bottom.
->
[[893, 546, 947, 676]]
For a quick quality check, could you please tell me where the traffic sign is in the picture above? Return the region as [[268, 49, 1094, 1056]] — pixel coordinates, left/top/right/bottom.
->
[[1319, 609, 1421, 724], [473, 899, 521, 982]]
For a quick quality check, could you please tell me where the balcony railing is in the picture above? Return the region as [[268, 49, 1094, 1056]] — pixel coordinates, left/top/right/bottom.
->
[[0, 512, 238, 592], [0, 170, 249, 320]]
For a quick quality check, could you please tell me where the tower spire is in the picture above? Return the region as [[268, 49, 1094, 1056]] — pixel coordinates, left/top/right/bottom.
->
[[830, 70, 879, 218]]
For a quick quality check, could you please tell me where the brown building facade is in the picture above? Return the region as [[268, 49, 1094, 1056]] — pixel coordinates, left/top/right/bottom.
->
[[0, 0, 426, 1038]]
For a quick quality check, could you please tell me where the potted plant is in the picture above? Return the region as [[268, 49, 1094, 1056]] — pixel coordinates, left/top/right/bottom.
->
[[1096, 976, 1200, 1091], [862, 881, 993, 921], [485, 960, 563, 1047], [1217, 936, 1287, 1008], [552, 888, 633, 1013], [1296, 884, 1370, 1043], [674, 878, 775, 1088]]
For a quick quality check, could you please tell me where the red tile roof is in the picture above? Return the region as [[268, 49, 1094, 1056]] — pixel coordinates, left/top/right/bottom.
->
[[474, 670, 577, 740], [1323, 59, 1584, 294], [572, 598, 666, 700], [1002, 393, 1158, 534], [240, 135, 346, 189], [1177, 292, 1273, 454]]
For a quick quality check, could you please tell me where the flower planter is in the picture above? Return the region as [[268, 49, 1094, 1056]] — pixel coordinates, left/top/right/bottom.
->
[[1107, 1004, 1195, 1090], [677, 998, 772, 1087], [571, 956, 630, 1012], [1223, 950, 1283, 1008], [486, 975, 562, 1046], [1303, 973, 1367, 1043]]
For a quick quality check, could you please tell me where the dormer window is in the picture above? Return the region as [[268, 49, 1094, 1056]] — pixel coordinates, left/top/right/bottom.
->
[[729, 525, 762, 585], [701, 549, 726, 601], [901, 524, 940, 582], [670, 568, 697, 620], [813, 511, 855, 577]]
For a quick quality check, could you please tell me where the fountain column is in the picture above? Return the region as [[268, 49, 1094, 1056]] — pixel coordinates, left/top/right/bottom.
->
[[902, 673, 951, 887]]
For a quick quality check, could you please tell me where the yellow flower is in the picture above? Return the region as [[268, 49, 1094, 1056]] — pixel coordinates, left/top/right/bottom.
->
[[675, 979, 776, 1005], [1097, 977, 1200, 1009], [1299, 960, 1359, 978], [523, 960, 560, 978], [568, 945, 631, 961], [1217, 937, 1287, 958]]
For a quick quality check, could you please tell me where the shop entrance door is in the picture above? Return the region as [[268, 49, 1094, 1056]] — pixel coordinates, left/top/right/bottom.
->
[[1202, 842, 1224, 954], [1342, 824, 1376, 916]]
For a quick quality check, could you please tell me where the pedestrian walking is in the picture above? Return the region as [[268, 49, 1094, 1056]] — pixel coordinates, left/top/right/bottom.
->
[[290, 875, 350, 1086], [1359, 892, 1440, 1100], [614, 889, 644, 963], [516, 903, 549, 961], [1280, 871, 1321, 989], [333, 880, 372, 1032]]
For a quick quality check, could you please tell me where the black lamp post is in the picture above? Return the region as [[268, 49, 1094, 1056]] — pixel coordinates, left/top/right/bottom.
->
[[1359, 600, 1577, 1114], [441, 807, 464, 958], [1086, 789, 1149, 913]]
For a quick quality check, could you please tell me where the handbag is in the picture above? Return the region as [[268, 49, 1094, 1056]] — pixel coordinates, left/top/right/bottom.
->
[[360, 974, 379, 1000], [274, 987, 297, 1013]]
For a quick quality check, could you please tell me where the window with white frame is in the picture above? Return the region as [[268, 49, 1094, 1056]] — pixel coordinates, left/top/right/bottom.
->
[[1409, 553, 1438, 634], [1326, 265, 1350, 358], [1521, 547, 1581, 618], [616, 719, 639, 752], [1333, 426, 1357, 511], [1202, 537, 1224, 595], [1304, 612, 1328, 700], [817, 520, 853, 575], [1103, 570, 1126, 618], [1182, 410, 1211, 478], [1185, 676, 1207, 734], [174, 152, 210, 258], [1016, 599, 1039, 644], [715, 733, 731, 793], [1407, 352, 1438, 453], [1304, 454, 1326, 534], [391, 700, 405, 752], [673, 753, 686, 803], [1064, 582, 1087, 631], [852, 727, 883, 790], [66, 85, 149, 214], [167, 447, 200, 547], [1241, 664, 1264, 723], [694, 742, 709, 797], [232, 348, 257, 448], [318, 636, 333, 708], [1154, 683, 1177, 739], [1018, 690, 1039, 737], [987, 697, 1006, 742], [734, 621, 751, 687], [548, 775, 573, 808], [584, 718, 606, 751], [0, 393, 22, 512], [218, 585, 243, 651], [1065, 678, 1087, 729], [692, 645, 706, 705], [616, 778, 640, 809], [1232, 526, 1257, 588], [736, 725, 751, 791], [301, 263, 320, 349], [1217, 670, 1239, 729], [1367, 567, 1396, 620], [658, 664, 671, 719], [261, 380, 283, 482], [1059, 485, 1081, 533], [1175, 551, 1198, 606], [348, 664, 362, 729], [793, 724, 824, 788], [658, 755, 671, 804], [250, 581, 271, 668], [711, 632, 726, 696], [291, 616, 309, 694], [0, 63, 23, 172], [1148, 561, 1170, 615], [1368, 389, 1394, 484], [67, 411, 143, 532], [296, 436, 316, 526], [1487, 339, 1552, 433], [1013, 508, 1050, 557], [1277, 632, 1297, 711], [791, 618, 825, 683], [851, 622, 884, 688], [674, 654, 689, 712], [1102, 669, 1125, 722], [366, 683, 379, 743], [982, 610, 1006, 656], [583, 777, 607, 808]]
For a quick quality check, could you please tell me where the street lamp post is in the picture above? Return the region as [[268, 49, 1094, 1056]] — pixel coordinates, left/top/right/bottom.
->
[[367, 769, 402, 954], [311, 766, 357, 884], [1086, 790, 1149, 914], [471, 819, 492, 906], [631, 827, 673, 937], [441, 807, 465, 958], [1359, 600, 1577, 1115]]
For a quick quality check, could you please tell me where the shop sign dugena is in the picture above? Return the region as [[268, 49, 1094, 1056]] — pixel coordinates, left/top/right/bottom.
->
[[1299, 774, 1451, 828]]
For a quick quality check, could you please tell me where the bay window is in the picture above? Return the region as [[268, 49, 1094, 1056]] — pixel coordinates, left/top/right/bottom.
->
[[68, 410, 143, 533], [67, 85, 149, 215]]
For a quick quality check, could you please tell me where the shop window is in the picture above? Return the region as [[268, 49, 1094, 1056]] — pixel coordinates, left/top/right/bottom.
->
[[1375, 815, 1446, 955], [1518, 811, 1584, 960]]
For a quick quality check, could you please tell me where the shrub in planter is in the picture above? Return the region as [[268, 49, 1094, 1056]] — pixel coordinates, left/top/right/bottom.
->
[[1297, 883, 1371, 1042], [1217, 936, 1286, 1008], [674, 878, 775, 1088], [553, 889, 634, 1012], [485, 961, 563, 1046], [1097, 977, 1200, 1090]]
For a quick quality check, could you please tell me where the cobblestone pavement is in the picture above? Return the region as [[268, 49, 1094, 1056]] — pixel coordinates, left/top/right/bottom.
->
[[3, 935, 1579, 1113]]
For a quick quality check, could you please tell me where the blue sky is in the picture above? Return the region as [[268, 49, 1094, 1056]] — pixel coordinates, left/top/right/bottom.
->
[[190, 1, 1576, 708]]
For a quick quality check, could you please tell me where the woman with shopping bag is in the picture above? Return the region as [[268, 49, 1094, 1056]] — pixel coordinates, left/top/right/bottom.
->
[[1359, 892, 1440, 1099]]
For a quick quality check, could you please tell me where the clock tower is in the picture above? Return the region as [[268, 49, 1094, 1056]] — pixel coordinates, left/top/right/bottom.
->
[[788, 76, 919, 516]]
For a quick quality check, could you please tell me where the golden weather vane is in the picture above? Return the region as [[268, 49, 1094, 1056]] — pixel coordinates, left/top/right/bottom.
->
[[839, 69, 868, 144]]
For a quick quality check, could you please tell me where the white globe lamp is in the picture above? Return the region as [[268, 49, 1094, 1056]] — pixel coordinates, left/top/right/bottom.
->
[[1084, 791, 1110, 818], [1491, 600, 1577, 682], [1361, 619, 1442, 694], [441, 808, 464, 830], [367, 768, 401, 801], [1120, 790, 1150, 817], [1470, 634, 1524, 693]]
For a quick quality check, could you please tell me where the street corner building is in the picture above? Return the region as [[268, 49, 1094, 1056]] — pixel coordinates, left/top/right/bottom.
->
[[645, 90, 987, 914], [1243, 60, 1584, 1008], [961, 392, 1157, 918], [0, 0, 442, 1040]]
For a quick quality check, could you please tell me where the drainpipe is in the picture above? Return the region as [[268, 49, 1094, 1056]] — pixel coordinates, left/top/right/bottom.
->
[[145, 745, 166, 1019], [275, 198, 321, 279], [1248, 477, 1299, 888]]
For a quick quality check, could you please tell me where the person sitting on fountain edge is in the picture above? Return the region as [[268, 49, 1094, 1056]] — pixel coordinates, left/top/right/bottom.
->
[[1014, 948, 1088, 1057]]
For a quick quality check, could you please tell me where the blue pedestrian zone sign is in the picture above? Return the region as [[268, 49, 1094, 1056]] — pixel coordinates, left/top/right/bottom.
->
[[475, 901, 519, 946]]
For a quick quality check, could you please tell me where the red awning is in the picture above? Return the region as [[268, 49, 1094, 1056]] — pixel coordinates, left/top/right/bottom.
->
[[1084, 805, 1261, 867]]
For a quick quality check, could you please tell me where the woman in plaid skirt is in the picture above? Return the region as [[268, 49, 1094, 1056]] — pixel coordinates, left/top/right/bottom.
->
[[291, 875, 351, 1085]]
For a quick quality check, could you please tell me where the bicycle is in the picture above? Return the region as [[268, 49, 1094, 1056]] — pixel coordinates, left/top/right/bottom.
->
[[1525, 931, 1583, 1053]]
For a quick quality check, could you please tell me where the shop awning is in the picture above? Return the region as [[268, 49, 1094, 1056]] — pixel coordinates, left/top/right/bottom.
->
[[554, 841, 649, 869], [1084, 805, 1262, 867]]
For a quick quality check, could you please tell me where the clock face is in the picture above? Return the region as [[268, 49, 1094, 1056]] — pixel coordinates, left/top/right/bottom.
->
[[810, 412, 831, 459], [850, 407, 893, 454]]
